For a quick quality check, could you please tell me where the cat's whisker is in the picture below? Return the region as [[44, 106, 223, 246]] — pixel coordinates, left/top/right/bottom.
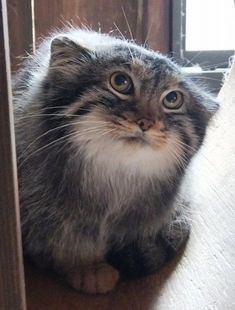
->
[[80, 104, 108, 114], [143, 21, 153, 48], [168, 145, 188, 171], [93, 128, 116, 139], [173, 140, 229, 204], [172, 141, 192, 167], [18, 124, 110, 167], [72, 128, 117, 158], [18, 133, 74, 168], [18, 121, 109, 161], [182, 51, 203, 67], [17, 113, 72, 120], [189, 76, 223, 82], [182, 58, 229, 72], [16, 101, 110, 117], [113, 22, 135, 62], [174, 139, 216, 167], [71, 125, 110, 136], [200, 61, 230, 71], [173, 140, 197, 154], [121, 7, 134, 41], [67, 105, 108, 116], [17, 112, 109, 121], [113, 22, 126, 41], [175, 142, 215, 171], [20, 105, 69, 111]]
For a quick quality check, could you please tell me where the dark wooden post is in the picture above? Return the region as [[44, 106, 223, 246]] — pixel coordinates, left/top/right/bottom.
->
[[0, 0, 27, 309]]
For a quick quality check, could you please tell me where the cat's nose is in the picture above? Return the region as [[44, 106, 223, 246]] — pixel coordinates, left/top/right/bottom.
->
[[136, 119, 155, 131]]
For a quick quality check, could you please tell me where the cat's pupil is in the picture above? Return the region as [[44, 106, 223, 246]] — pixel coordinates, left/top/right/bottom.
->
[[115, 74, 128, 86], [166, 91, 178, 103]]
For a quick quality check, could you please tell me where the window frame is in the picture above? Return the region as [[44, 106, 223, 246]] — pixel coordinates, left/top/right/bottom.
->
[[171, 0, 234, 69]]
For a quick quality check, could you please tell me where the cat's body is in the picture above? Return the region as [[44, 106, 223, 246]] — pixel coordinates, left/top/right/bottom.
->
[[14, 28, 217, 293]]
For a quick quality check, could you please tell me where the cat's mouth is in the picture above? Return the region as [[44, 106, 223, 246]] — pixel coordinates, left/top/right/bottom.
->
[[109, 116, 167, 145], [76, 110, 167, 149], [111, 124, 167, 149], [120, 132, 148, 145]]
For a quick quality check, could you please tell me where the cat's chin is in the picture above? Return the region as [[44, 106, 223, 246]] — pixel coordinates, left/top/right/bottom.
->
[[119, 134, 164, 151], [114, 129, 152, 145], [121, 135, 148, 146]]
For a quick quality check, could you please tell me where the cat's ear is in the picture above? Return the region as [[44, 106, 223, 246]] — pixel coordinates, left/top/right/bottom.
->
[[50, 36, 91, 67]]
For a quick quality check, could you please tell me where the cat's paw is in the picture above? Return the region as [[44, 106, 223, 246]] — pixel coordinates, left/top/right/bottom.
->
[[66, 263, 119, 294], [160, 217, 190, 254]]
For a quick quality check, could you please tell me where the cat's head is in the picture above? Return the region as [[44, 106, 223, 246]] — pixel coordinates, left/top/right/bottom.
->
[[41, 30, 218, 178]]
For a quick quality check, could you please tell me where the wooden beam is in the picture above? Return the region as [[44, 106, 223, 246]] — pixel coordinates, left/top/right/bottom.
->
[[7, 0, 33, 72], [0, 0, 27, 309]]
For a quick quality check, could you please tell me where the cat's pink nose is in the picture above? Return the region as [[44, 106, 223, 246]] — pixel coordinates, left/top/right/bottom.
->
[[137, 119, 154, 131]]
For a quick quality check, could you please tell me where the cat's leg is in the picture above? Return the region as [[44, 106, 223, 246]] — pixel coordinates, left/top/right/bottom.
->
[[65, 262, 119, 294], [106, 208, 190, 280]]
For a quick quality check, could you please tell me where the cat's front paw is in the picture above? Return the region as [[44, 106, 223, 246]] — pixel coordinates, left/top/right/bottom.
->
[[160, 217, 190, 254], [66, 263, 119, 294]]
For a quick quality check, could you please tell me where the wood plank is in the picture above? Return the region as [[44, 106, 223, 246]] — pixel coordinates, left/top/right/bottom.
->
[[144, 0, 170, 53], [7, 0, 33, 72], [34, 0, 170, 53], [0, 0, 27, 309], [34, 0, 138, 41]]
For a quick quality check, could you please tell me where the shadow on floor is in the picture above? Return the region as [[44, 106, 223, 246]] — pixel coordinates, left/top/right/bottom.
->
[[25, 250, 184, 310]]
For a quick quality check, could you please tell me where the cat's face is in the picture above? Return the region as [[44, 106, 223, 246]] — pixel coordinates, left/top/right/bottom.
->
[[44, 33, 217, 178]]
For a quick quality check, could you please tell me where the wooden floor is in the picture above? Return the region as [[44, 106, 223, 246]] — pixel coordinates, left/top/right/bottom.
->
[[25, 62, 235, 310], [25, 258, 180, 310]]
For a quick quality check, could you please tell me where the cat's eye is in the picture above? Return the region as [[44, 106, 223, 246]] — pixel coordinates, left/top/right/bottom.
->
[[110, 72, 133, 95], [162, 91, 183, 109]]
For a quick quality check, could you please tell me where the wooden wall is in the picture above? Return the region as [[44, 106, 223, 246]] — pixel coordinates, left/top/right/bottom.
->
[[7, 0, 170, 72]]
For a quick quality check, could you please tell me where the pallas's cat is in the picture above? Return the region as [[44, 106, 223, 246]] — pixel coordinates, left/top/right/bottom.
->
[[14, 29, 217, 294]]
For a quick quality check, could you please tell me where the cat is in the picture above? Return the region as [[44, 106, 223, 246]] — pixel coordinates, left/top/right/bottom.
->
[[13, 28, 218, 294]]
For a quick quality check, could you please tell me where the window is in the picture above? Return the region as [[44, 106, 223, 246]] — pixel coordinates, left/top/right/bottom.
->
[[172, 0, 235, 93]]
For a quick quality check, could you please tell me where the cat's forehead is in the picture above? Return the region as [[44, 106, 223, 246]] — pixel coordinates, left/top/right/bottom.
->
[[98, 43, 176, 73], [98, 45, 181, 90], [65, 28, 178, 73], [52, 28, 182, 89]]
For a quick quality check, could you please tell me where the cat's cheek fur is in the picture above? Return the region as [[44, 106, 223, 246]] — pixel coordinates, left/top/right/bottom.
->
[[71, 126, 186, 181]]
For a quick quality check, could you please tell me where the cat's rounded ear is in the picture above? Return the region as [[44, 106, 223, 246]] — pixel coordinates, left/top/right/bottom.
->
[[50, 36, 91, 67]]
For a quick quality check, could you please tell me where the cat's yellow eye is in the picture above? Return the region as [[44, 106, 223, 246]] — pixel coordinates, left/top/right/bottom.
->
[[162, 90, 183, 109], [110, 72, 133, 94]]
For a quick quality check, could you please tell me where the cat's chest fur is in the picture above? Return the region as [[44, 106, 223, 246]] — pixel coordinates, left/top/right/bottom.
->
[[68, 135, 180, 214], [63, 142, 180, 246], [53, 160, 177, 266]]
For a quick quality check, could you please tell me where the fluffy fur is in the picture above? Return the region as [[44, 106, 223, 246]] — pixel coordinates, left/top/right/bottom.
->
[[13, 28, 218, 294]]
